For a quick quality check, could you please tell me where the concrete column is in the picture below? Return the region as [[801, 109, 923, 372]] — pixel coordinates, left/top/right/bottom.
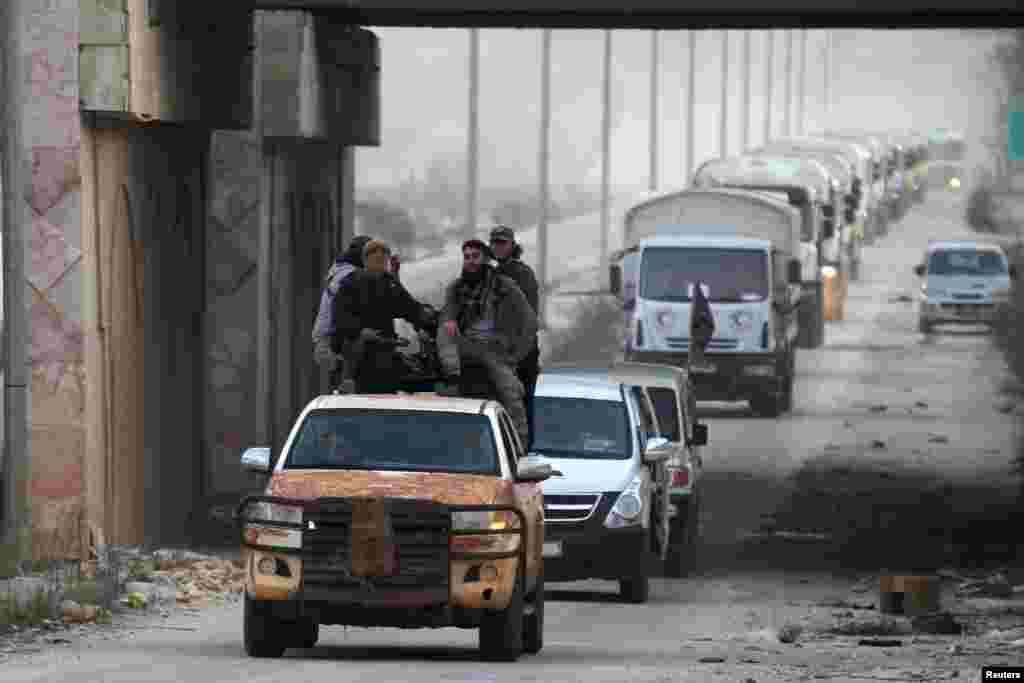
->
[[0, 0, 30, 568], [254, 12, 380, 456], [78, 1, 253, 550]]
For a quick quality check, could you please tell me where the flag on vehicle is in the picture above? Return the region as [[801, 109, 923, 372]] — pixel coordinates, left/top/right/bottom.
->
[[690, 279, 715, 369]]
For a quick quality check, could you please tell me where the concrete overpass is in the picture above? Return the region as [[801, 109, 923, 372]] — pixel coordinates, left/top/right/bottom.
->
[[0, 0, 1016, 563]]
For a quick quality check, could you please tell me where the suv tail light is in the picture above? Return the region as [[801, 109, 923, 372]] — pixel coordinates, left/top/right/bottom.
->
[[671, 468, 690, 488]]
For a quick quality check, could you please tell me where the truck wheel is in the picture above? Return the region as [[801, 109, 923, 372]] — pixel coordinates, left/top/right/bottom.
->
[[619, 575, 650, 603], [479, 577, 525, 662], [665, 497, 699, 578], [243, 594, 287, 658], [295, 618, 319, 650], [522, 573, 545, 655]]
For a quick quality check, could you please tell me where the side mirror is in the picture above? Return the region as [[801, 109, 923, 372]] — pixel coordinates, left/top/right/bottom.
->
[[516, 461, 562, 482], [241, 447, 272, 474], [689, 423, 708, 447], [913, 264, 925, 277], [609, 263, 622, 295], [788, 259, 803, 285], [642, 436, 673, 463], [822, 218, 836, 240], [1010, 265, 1018, 280]]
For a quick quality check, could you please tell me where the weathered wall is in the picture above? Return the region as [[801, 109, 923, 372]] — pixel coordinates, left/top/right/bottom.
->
[[16, 0, 89, 560]]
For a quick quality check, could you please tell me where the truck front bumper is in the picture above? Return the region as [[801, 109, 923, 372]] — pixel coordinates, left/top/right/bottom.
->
[[626, 350, 782, 402]]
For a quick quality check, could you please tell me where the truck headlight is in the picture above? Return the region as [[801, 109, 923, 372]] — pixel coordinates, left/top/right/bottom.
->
[[451, 510, 521, 553], [605, 475, 645, 529]]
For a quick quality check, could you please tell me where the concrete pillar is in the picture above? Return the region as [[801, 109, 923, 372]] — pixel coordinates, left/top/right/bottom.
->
[[0, 0, 30, 568], [254, 12, 379, 456], [78, 1, 253, 549]]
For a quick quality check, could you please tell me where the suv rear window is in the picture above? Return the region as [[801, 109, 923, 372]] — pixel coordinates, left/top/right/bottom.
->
[[284, 409, 499, 475], [531, 397, 631, 460], [647, 387, 682, 442]]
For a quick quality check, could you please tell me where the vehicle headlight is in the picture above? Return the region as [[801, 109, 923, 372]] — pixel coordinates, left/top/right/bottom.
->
[[605, 475, 646, 529], [249, 501, 304, 525], [451, 510, 521, 553], [241, 502, 304, 550]]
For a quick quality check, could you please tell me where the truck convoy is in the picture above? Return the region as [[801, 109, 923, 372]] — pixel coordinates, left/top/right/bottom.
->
[[608, 187, 804, 417]]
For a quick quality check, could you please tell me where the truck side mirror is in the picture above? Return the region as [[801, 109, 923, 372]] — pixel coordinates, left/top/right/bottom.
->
[[913, 264, 925, 277], [1010, 265, 1018, 280], [609, 263, 622, 295], [689, 423, 708, 447], [822, 217, 836, 239], [788, 259, 802, 284]]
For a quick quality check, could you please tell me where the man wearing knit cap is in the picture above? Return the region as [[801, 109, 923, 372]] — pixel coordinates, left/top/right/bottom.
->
[[437, 238, 537, 447], [490, 225, 541, 450], [332, 239, 438, 393]]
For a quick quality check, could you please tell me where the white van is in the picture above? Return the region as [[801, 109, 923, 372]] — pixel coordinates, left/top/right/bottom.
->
[[529, 370, 674, 604], [914, 240, 1017, 333]]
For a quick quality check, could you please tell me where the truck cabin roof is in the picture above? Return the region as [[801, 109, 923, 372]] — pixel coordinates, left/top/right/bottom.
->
[[755, 146, 854, 191]]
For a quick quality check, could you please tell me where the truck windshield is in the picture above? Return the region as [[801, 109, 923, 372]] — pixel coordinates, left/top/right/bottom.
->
[[531, 397, 631, 460], [283, 409, 499, 475], [640, 247, 769, 303], [928, 250, 1007, 276]]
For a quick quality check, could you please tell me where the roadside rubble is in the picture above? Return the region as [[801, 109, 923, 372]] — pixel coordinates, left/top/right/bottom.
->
[[1, 547, 245, 658]]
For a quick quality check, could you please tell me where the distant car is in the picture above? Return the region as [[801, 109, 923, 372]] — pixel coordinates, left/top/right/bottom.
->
[[914, 240, 1017, 334]]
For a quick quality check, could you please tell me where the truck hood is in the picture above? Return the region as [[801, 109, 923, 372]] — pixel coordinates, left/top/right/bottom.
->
[[635, 298, 771, 354], [268, 470, 514, 506]]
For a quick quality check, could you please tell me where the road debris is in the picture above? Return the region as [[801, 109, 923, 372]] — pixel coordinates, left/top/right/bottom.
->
[[957, 573, 1013, 599], [857, 638, 903, 647], [871, 440, 887, 450], [817, 599, 876, 610], [828, 617, 912, 637], [910, 612, 962, 635], [870, 404, 889, 413], [697, 655, 727, 663], [778, 624, 803, 643], [927, 434, 949, 444]]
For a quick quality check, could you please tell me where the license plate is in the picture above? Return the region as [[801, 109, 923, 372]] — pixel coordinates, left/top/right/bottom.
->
[[542, 541, 563, 558]]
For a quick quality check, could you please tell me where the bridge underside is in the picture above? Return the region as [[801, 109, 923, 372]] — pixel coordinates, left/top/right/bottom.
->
[[252, 0, 1021, 29]]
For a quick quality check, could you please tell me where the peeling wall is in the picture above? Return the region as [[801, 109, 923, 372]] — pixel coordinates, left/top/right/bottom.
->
[[18, 0, 89, 559]]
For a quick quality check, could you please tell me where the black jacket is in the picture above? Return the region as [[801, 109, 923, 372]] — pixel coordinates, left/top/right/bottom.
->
[[441, 265, 538, 364], [495, 247, 540, 315], [331, 270, 433, 354]]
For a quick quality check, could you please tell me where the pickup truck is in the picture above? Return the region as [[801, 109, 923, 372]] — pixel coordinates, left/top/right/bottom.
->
[[235, 392, 559, 662]]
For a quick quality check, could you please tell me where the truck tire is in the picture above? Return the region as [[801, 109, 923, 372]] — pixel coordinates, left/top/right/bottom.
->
[[620, 529, 652, 603], [750, 391, 782, 418], [243, 594, 287, 658], [295, 618, 319, 650], [479, 577, 525, 662], [522, 573, 545, 654], [665, 496, 699, 578]]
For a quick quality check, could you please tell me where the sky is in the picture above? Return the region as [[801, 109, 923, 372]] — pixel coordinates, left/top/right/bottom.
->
[[355, 28, 1011, 195]]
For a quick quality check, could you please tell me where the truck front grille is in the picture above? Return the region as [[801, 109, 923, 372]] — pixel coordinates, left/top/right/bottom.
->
[[544, 494, 602, 523], [301, 498, 450, 589]]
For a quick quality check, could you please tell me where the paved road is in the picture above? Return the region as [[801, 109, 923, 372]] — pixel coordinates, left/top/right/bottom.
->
[[1, 190, 1018, 682]]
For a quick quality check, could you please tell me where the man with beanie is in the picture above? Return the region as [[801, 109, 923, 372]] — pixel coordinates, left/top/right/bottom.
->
[[437, 238, 537, 447], [332, 239, 438, 393], [490, 225, 541, 450], [312, 235, 374, 389]]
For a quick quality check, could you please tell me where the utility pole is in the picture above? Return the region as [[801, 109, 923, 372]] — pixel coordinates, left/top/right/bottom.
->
[[741, 30, 751, 152], [719, 30, 729, 158], [764, 30, 774, 145], [600, 29, 612, 276], [783, 29, 793, 137], [466, 28, 480, 238], [799, 29, 807, 135], [649, 30, 659, 191], [537, 29, 551, 329], [823, 30, 832, 124], [685, 31, 697, 183]]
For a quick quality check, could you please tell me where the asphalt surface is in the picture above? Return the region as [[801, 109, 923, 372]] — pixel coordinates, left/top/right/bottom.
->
[[2, 190, 1021, 681]]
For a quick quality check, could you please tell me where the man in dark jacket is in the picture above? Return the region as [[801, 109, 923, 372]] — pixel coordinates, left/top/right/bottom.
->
[[489, 225, 541, 450], [331, 239, 437, 393], [437, 239, 538, 447], [313, 235, 373, 389]]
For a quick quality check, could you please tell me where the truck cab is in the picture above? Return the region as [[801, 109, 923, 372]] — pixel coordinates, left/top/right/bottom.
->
[[691, 156, 831, 349], [236, 392, 557, 662]]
